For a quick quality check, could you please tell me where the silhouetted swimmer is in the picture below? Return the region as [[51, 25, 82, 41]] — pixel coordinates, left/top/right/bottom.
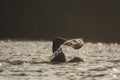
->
[[51, 37, 66, 63], [50, 37, 84, 63], [50, 48, 66, 63], [52, 37, 66, 53]]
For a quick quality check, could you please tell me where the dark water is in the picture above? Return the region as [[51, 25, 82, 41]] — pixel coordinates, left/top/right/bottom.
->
[[0, 41, 120, 80]]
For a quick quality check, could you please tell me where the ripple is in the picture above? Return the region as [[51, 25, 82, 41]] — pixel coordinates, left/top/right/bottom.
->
[[7, 60, 24, 65], [0, 69, 3, 72], [107, 59, 120, 63], [88, 67, 107, 71], [92, 74, 106, 77], [11, 73, 27, 76]]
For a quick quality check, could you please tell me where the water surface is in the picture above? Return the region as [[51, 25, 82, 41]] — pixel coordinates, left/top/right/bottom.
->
[[0, 41, 120, 80]]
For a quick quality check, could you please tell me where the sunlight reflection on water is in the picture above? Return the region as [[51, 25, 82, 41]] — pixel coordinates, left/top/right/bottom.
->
[[0, 41, 120, 80]]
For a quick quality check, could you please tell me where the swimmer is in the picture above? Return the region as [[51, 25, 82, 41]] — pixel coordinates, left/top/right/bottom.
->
[[50, 37, 84, 63]]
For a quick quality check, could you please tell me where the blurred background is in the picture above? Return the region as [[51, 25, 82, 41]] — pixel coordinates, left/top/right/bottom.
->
[[1, 0, 120, 42]]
